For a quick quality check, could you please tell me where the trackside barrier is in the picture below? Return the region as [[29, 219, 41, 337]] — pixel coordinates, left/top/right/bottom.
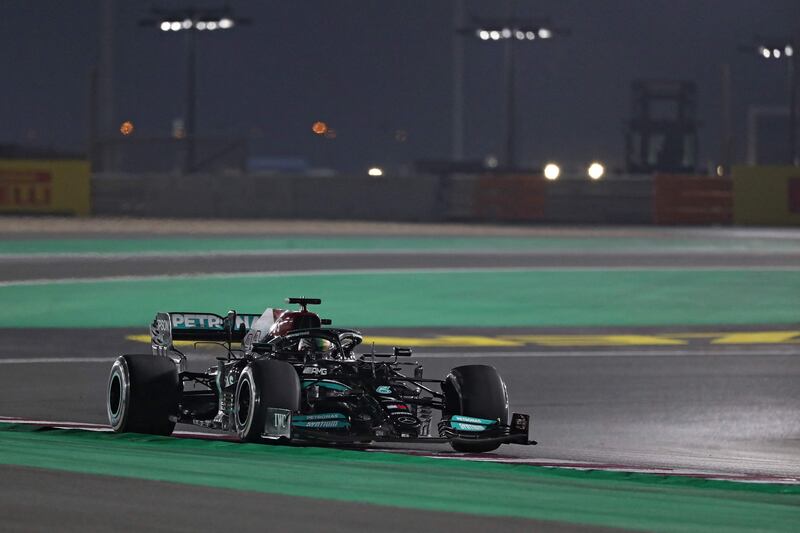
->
[[544, 177, 652, 224], [0, 159, 91, 216], [93, 173, 655, 224], [732, 166, 800, 226], [473, 174, 546, 222], [653, 174, 732, 225], [92, 173, 440, 221]]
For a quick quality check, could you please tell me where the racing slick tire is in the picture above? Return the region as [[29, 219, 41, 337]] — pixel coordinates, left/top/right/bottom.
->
[[235, 359, 301, 442], [443, 364, 509, 453], [107, 355, 179, 436]]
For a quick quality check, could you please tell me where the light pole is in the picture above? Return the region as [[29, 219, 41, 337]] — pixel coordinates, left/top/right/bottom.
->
[[459, 15, 568, 170], [452, 0, 465, 161], [139, 6, 249, 174], [741, 38, 798, 165]]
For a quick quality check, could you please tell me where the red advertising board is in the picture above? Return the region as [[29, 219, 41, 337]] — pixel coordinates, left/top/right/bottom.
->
[[0, 169, 53, 208]]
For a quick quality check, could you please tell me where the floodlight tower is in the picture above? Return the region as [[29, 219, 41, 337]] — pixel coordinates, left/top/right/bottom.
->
[[740, 37, 798, 165], [459, 13, 568, 169], [139, 6, 250, 174]]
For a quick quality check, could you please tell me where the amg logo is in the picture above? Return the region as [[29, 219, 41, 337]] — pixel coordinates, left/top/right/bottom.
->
[[303, 367, 328, 376], [273, 412, 288, 428]]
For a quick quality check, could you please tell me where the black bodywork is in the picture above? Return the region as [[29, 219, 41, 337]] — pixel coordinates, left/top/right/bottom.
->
[[144, 300, 534, 449]]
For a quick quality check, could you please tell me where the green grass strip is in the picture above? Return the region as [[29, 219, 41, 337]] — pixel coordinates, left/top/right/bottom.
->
[[1, 269, 799, 328], [0, 424, 798, 532], [1, 236, 797, 255]]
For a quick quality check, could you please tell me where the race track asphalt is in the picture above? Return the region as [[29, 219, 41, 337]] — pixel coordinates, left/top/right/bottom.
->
[[1, 225, 798, 531], [1, 325, 798, 478], [2, 249, 800, 281], [2, 464, 620, 533]]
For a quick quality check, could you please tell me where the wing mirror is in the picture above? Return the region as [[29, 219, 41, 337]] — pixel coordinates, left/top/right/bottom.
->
[[223, 310, 237, 343]]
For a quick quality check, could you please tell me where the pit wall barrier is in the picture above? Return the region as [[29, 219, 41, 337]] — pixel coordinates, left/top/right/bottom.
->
[[732, 166, 800, 226], [653, 174, 732, 225], [92, 173, 441, 221], [90, 171, 797, 226], [473, 174, 546, 222], [0, 159, 90, 216], [544, 177, 652, 224], [93, 173, 654, 224]]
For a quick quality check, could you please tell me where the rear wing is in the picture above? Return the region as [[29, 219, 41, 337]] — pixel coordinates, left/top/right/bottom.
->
[[151, 311, 262, 355]]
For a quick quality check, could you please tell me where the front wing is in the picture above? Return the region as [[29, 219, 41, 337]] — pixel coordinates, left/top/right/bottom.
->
[[261, 408, 536, 446]]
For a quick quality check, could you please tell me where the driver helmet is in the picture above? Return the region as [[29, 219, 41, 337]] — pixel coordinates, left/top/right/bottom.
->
[[298, 337, 334, 357]]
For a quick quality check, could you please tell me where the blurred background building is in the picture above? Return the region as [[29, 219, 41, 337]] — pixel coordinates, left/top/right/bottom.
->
[[0, 0, 798, 177]]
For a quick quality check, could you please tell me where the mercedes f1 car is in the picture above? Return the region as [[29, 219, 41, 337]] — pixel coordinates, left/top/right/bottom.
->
[[107, 298, 534, 452]]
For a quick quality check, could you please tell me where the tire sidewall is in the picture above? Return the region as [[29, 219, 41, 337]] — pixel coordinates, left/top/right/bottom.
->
[[107, 357, 131, 431], [107, 354, 178, 436], [234, 366, 260, 440], [445, 365, 509, 453], [234, 360, 301, 442], [445, 364, 509, 423]]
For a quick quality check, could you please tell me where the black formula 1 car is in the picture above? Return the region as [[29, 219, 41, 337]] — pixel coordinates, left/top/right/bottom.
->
[[107, 298, 534, 452]]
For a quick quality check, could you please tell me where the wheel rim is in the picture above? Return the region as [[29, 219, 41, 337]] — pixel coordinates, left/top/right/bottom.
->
[[236, 378, 252, 428], [109, 374, 121, 416], [107, 358, 130, 430]]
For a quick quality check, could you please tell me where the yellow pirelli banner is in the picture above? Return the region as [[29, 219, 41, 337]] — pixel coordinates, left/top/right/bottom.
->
[[0, 159, 90, 216], [732, 166, 800, 226]]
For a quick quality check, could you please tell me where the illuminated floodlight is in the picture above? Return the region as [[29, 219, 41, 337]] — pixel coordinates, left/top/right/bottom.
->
[[759, 46, 771, 58], [501, 28, 512, 39], [312, 121, 328, 135], [515, 30, 525, 40], [206, 20, 218, 30], [489, 30, 501, 41], [196, 21, 207, 30], [538, 28, 552, 39], [219, 17, 234, 29], [368, 167, 384, 177], [159, 21, 171, 31], [119, 121, 134, 136], [170, 21, 181, 31], [182, 19, 192, 29], [543, 163, 560, 180], [773, 48, 781, 59], [587, 162, 605, 180], [786, 45, 794, 57], [478, 30, 490, 40], [525, 31, 536, 40]]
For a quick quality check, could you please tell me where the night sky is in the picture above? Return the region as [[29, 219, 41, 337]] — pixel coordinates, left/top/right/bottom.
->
[[1, 0, 799, 173]]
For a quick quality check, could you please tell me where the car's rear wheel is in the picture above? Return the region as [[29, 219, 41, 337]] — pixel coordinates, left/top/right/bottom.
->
[[235, 359, 301, 442], [443, 364, 509, 453], [107, 355, 179, 435]]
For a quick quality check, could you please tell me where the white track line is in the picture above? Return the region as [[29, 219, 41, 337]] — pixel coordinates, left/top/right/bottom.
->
[[1, 246, 799, 261], [0, 417, 110, 428], [0, 357, 116, 364], [415, 348, 800, 358], [1, 265, 799, 288], [417, 455, 800, 484]]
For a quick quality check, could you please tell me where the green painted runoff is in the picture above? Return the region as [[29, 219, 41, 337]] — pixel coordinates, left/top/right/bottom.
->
[[1, 235, 798, 255], [0, 269, 798, 328], [0, 425, 797, 533]]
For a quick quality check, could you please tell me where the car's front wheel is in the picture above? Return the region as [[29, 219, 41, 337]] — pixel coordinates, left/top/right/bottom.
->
[[443, 364, 509, 453], [234, 359, 300, 442]]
